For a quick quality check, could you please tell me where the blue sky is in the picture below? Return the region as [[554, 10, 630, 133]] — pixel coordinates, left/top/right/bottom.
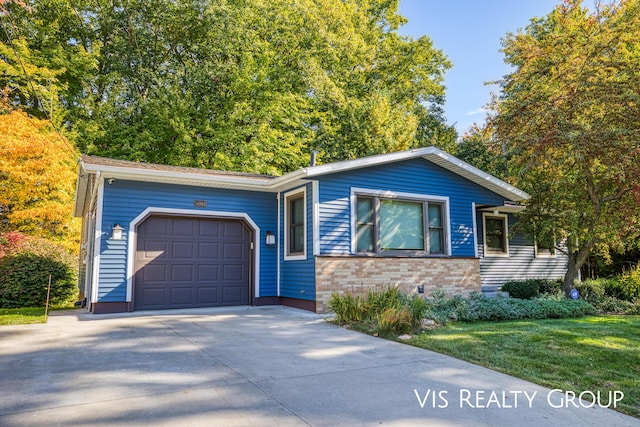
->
[[397, 0, 561, 136]]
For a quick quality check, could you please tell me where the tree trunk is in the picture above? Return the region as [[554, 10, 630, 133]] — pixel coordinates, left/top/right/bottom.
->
[[563, 252, 578, 298]]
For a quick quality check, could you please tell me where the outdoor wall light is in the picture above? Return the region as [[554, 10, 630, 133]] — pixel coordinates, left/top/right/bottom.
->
[[112, 224, 124, 240], [265, 231, 276, 246]]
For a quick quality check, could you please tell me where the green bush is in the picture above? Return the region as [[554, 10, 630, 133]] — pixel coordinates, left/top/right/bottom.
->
[[424, 293, 595, 323], [615, 266, 640, 302], [500, 279, 541, 299], [0, 242, 77, 308]]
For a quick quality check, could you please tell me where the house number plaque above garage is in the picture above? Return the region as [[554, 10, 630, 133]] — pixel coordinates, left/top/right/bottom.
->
[[194, 200, 207, 208]]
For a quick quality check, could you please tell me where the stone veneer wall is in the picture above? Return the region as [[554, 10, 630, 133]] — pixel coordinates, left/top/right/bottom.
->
[[315, 256, 481, 313]]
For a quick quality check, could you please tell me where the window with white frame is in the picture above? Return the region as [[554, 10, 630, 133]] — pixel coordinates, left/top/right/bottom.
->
[[482, 213, 508, 256], [285, 189, 306, 259], [355, 194, 447, 255], [535, 237, 556, 257]]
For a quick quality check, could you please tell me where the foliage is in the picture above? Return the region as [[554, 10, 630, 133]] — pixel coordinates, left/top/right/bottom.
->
[[423, 291, 595, 323], [493, 0, 640, 296], [0, 307, 47, 325], [454, 122, 508, 180], [501, 280, 541, 299], [412, 316, 640, 418], [500, 278, 562, 299], [0, 233, 77, 308], [0, 110, 80, 250], [2, 0, 453, 175], [575, 273, 640, 314], [328, 287, 424, 335]]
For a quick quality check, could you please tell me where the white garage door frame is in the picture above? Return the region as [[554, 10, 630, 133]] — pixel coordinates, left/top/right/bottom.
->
[[125, 207, 261, 303]]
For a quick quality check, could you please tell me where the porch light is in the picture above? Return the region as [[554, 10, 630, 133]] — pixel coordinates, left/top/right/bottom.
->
[[112, 224, 124, 240], [265, 231, 276, 246]]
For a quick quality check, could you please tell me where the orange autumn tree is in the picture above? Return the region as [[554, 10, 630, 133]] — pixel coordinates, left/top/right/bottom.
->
[[0, 109, 80, 252]]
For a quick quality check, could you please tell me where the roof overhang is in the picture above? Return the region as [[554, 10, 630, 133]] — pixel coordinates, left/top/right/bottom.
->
[[74, 147, 529, 217], [300, 147, 529, 202]]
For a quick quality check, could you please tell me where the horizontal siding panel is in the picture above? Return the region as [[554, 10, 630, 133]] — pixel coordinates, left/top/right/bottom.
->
[[97, 180, 277, 302], [316, 158, 506, 257], [479, 244, 568, 287]]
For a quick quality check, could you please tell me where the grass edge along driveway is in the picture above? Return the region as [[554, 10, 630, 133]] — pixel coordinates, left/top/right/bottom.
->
[[409, 315, 639, 419]]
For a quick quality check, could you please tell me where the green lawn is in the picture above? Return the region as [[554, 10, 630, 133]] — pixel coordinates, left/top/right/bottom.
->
[[410, 316, 640, 418], [0, 307, 47, 325]]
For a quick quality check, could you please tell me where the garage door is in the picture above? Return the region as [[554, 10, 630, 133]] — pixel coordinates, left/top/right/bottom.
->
[[134, 216, 252, 310]]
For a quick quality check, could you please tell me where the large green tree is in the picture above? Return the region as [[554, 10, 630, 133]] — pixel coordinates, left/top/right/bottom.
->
[[3, 0, 452, 175], [493, 0, 640, 297]]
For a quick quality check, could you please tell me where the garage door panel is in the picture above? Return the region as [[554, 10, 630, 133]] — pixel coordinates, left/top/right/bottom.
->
[[198, 242, 219, 259], [142, 217, 169, 236], [197, 287, 220, 304], [199, 221, 220, 237], [172, 241, 194, 258], [139, 241, 167, 261], [223, 221, 244, 238], [198, 265, 219, 281], [223, 242, 246, 259], [140, 264, 167, 282], [172, 219, 196, 236], [170, 287, 194, 305], [134, 216, 251, 311], [223, 287, 244, 304]]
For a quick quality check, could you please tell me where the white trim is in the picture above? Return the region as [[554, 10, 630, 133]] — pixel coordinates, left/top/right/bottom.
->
[[276, 193, 281, 296], [312, 180, 320, 256], [482, 212, 510, 257], [125, 207, 261, 303], [283, 187, 307, 261], [78, 147, 529, 203], [472, 203, 479, 258], [534, 238, 557, 258], [350, 187, 451, 256], [90, 174, 104, 304]]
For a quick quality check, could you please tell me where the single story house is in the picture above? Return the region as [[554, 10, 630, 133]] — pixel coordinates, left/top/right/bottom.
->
[[73, 147, 567, 314]]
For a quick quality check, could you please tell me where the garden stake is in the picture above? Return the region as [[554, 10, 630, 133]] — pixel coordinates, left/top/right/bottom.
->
[[45, 274, 52, 322]]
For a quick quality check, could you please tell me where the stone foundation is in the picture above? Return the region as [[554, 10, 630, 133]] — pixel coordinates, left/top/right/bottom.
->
[[315, 256, 481, 313]]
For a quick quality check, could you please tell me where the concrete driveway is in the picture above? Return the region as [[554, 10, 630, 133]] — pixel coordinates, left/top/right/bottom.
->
[[0, 306, 636, 427]]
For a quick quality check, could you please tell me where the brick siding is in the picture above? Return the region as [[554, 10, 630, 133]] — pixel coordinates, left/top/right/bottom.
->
[[315, 256, 481, 313]]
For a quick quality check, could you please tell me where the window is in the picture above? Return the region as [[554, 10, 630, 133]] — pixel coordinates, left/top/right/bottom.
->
[[355, 194, 446, 255], [535, 238, 556, 257], [483, 213, 508, 256], [285, 190, 306, 259]]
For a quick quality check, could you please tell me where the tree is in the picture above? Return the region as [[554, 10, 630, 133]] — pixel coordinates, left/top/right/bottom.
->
[[455, 122, 508, 180], [493, 0, 640, 297], [0, 107, 80, 251], [62, 0, 451, 173]]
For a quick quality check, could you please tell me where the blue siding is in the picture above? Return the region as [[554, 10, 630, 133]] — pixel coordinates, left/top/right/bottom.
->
[[316, 158, 507, 257], [98, 180, 277, 302], [279, 184, 316, 301]]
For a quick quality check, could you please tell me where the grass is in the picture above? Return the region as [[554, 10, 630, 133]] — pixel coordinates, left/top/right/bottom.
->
[[410, 315, 640, 418], [0, 307, 48, 325]]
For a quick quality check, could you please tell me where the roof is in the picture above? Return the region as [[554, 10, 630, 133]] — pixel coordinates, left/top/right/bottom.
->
[[74, 148, 529, 216]]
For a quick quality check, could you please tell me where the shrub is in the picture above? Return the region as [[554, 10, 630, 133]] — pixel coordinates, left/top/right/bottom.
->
[[424, 293, 595, 323], [615, 266, 640, 302], [0, 238, 77, 308], [377, 306, 414, 335], [501, 279, 541, 299]]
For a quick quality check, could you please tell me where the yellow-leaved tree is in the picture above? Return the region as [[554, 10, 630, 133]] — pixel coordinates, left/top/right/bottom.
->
[[0, 108, 80, 253]]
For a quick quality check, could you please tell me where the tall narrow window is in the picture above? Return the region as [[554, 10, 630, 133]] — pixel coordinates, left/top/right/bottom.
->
[[483, 213, 508, 255], [356, 197, 375, 252], [428, 204, 445, 254], [287, 193, 305, 256]]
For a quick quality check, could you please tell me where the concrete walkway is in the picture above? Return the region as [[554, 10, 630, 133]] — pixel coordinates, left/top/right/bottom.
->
[[0, 306, 636, 426]]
